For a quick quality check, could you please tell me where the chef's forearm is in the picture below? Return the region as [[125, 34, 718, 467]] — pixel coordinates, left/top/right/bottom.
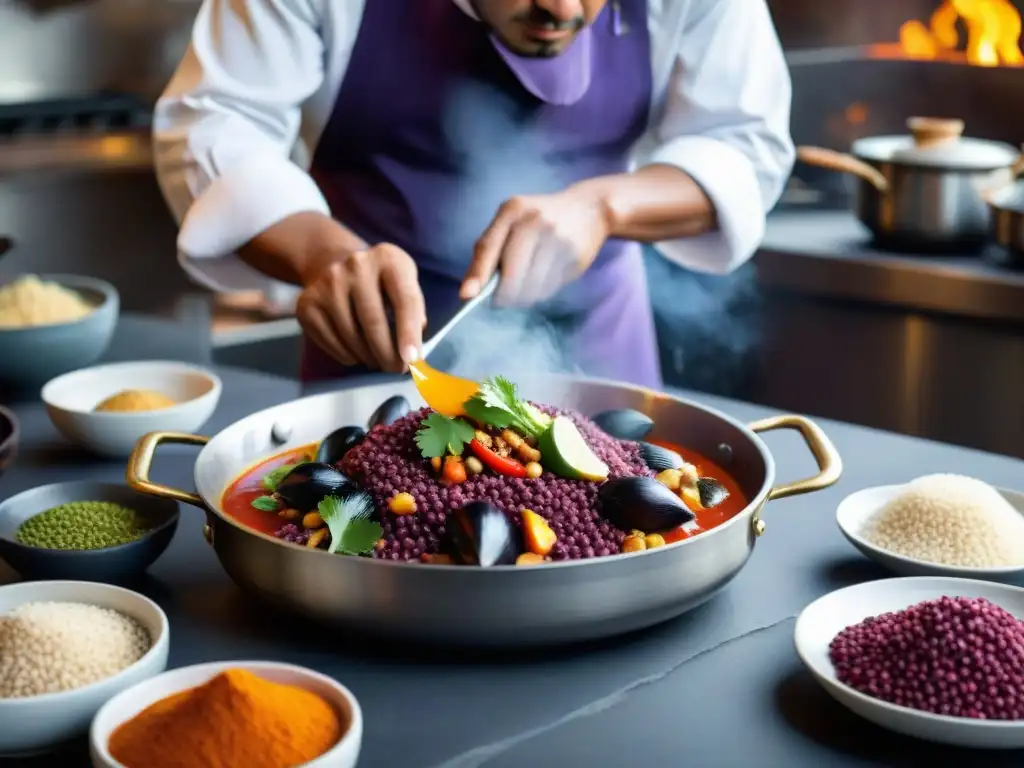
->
[[572, 164, 717, 242], [237, 212, 368, 286]]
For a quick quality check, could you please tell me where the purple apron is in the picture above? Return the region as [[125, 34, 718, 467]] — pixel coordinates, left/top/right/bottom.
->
[[304, 0, 661, 388]]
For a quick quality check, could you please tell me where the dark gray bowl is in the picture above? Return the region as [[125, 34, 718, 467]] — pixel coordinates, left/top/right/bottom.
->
[[0, 274, 119, 391], [0, 482, 179, 584], [0, 406, 17, 481]]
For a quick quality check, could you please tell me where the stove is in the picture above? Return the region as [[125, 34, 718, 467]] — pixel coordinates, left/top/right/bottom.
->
[[0, 93, 153, 175]]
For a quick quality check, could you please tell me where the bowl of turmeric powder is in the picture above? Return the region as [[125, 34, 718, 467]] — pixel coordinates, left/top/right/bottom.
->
[[41, 360, 222, 457], [89, 661, 362, 768]]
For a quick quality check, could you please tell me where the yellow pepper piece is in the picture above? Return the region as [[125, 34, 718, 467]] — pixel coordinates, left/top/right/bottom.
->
[[408, 359, 480, 417]]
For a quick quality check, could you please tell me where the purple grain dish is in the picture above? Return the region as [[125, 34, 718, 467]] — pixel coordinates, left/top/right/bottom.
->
[[830, 596, 1024, 720], [331, 406, 651, 562], [277, 523, 311, 546]]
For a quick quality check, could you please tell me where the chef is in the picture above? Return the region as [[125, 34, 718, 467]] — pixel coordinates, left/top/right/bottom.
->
[[154, 0, 793, 387]]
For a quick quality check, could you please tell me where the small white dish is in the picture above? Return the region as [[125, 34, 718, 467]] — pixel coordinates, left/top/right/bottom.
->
[[836, 483, 1024, 580], [90, 660, 362, 768], [41, 360, 222, 458], [795, 576, 1024, 748], [0, 580, 169, 756]]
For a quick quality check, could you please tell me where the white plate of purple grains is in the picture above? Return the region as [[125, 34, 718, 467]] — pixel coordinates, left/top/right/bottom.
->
[[795, 577, 1024, 748]]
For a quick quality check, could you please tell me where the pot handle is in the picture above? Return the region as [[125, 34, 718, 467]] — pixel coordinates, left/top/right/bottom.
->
[[126, 431, 210, 510], [747, 415, 843, 502], [795, 146, 889, 193]]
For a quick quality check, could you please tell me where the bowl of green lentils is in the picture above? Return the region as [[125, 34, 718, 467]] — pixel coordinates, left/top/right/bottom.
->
[[0, 481, 179, 583]]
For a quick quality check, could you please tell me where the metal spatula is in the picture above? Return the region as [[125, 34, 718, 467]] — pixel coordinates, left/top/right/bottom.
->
[[419, 274, 499, 361]]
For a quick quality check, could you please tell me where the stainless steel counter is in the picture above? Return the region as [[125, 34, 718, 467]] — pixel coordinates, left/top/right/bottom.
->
[[758, 212, 1024, 323], [752, 211, 1024, 460]]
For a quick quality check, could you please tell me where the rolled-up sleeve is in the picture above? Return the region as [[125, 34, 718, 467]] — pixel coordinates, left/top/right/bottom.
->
[[153, 0, 329, 291], [642, 0, 794, 275]]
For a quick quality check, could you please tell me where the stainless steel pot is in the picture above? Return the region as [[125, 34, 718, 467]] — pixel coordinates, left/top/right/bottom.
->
[[797, 117, 1020, 250], [986, 166, 1024, 267], [126, 377, 841, 647]]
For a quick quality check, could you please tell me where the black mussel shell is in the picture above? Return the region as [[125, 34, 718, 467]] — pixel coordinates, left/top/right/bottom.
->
[[638, 442, 684, 472], [316, 426, 366, 465], [443, 501, 524, 567], [696, 477, 730, 509], [591, 408, 655, 441], [599, 476, 695, 533], [368, 395, 410, 430], [275, 462, 355, 512]]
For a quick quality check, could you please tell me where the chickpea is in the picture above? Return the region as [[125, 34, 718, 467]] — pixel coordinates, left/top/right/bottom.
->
[[465, 456, 484, 475], [629, 529, 646, 539], [516, 552, 546, 566], [517, 443, 542, 463], [656, 469, 683, 491], [302, 511, 324, 529], [278, 508, 299, 520], [388, 492, 417, 515], [306, 528, 329, 548], [644, 533, 666, 549], [500, 429, 524, 449], [474, 430, 493, 448], [680, 462, 699, 486], [622, 536, 647, 553], [430, 456, 442, 472], [374, 538, 387, 551], [525, 461, 543, 479]]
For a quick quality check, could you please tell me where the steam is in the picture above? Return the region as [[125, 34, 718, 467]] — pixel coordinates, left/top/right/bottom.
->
[[424, 79, 761, 392]]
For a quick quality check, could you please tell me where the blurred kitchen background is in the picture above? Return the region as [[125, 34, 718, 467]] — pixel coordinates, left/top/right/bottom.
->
[[0, 0, 1022, 458]]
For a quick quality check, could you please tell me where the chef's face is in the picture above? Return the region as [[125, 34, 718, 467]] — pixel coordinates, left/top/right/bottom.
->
[[473, 0, 607, 57]]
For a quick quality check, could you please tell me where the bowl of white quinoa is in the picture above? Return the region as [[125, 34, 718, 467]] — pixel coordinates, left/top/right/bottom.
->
[[0, 580, 169, 756]]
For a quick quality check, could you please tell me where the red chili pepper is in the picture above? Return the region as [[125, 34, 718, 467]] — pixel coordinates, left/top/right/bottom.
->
[[470, 439, 528, 478]]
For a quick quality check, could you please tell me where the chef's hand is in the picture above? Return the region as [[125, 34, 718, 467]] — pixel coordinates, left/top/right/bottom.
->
[[296, 243, 426, 373], [460, 189, 610, 305]]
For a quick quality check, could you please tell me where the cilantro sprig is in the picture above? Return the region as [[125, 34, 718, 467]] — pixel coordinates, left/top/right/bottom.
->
[[319, 494, 382, 556], [414, 412, 475, 458], [251, 495, 280, 512], [463, 376, 551, 439]]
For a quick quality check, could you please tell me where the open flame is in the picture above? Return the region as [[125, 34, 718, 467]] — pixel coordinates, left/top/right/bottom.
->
[[872, 0, 1024, 66]]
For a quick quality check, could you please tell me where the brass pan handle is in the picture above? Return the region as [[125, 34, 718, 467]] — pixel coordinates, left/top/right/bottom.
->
[[748, 415, 843, 502], [126, 431, 210, 509], [796, 146, 889, 193]]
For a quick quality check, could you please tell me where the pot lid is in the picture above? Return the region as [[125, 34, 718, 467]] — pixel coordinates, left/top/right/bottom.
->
[[851, 117, 1019, 169]]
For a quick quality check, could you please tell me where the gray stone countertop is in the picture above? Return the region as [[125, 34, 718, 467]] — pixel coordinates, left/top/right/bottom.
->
[[2, 316, 1024, 767]]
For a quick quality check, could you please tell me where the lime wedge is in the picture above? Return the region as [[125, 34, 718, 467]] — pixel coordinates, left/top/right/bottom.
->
[[538, 416, 609, 482]]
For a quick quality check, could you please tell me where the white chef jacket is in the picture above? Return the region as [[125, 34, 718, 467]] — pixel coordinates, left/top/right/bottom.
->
[[154, 0, 794, 295]]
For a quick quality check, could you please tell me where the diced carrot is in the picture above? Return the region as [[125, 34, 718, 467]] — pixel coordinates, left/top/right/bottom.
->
[[443, 456, 467, 485], [521, 509, 557, 556]]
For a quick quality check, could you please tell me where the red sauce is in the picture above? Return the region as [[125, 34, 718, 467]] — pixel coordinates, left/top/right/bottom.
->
[[654, 443, 748, 544], [221, 441, 749, 547], [222, 445, 317, 536]]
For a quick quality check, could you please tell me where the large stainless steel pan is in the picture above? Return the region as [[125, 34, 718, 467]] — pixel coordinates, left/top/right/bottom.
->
[[126, 377, 841, 647]]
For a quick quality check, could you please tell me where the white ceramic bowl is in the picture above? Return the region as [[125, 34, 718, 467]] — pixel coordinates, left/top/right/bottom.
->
[[0, 580, 170, 756], [41, 360, 222, 458], [795, 576, 1024, 748], [836, 483, 1024, 580], [90, 660, 363, 768]]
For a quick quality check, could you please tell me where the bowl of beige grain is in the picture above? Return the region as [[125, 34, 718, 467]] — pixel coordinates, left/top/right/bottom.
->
[[0, 274, 119, 391]]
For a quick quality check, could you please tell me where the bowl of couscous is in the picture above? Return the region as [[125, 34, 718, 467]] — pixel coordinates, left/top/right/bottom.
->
[[41, 360, 222, 457], [0, 273, 119, 391], [0, 580, 169, 756]]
